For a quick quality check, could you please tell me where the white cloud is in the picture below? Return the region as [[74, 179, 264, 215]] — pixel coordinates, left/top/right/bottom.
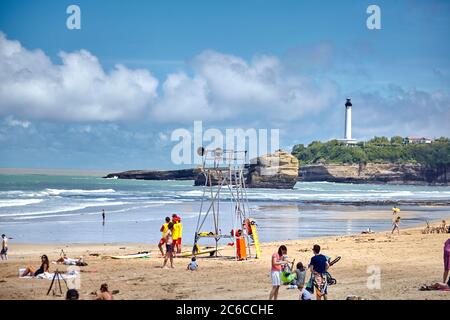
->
[[5, 116, 30, 128], [152, 50, 339, 122], [0, 33, 158, 121], [353, 86, 450, 138], [0, 33, 340, 124]]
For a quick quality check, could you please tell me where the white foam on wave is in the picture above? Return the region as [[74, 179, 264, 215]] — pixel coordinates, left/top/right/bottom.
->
[[0, 199, 44, 208], [0, 201, 127, 218], [43, 188, 116, 195]]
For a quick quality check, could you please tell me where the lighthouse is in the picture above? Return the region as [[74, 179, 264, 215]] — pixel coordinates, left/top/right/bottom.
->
[[345, 98, 352, 140], [341, 98, 357, 145]]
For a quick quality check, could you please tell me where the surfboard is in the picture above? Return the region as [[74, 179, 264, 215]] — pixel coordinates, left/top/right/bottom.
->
[[249, 220, 262, 259], [178, 247, 223, 258], [110, 252, 151, 259]]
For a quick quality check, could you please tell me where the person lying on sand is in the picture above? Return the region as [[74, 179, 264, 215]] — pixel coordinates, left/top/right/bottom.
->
[[95, 283, 113, 300], [55, 256, 87, 266], [21, 255, 49, 277]]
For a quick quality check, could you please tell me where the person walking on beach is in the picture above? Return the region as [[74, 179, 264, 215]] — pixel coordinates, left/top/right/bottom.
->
[[158, 217, 170, 256], [1, 234, 8, 260], [162, 222, 175, 269], [444, 238, 450, 283], [102, 209, 105, 224], [391, 216, 401, 235], [308, 244, 330, 300], [269, 245, 289, 300]]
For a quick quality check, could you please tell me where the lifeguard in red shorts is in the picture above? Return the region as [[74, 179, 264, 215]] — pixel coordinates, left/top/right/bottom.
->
[[172, 214, 183, 255]]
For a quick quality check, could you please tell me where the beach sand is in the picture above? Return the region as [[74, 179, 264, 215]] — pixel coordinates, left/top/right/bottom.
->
[[1, 221, 449, 300]]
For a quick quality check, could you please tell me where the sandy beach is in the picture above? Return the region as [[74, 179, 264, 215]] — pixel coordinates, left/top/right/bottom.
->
[[1, 219, 449, 300]]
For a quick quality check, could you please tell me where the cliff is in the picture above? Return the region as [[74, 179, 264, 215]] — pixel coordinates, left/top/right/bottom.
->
[[104, 168, 200, 180], [300, 163, 449, 185], [105, 162, 449, 186], [106, 150, 299, 189]]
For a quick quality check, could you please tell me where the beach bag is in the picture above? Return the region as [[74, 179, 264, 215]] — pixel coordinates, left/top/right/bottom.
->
[[281, 271, 296, 285]]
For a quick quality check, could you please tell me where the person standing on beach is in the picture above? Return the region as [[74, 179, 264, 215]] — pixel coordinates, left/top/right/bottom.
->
[[162, 222, 175, 269], [158, 217, 171, 256], [391, 216, 401, 235], [1, 234, 8, 260], [102, 209, 105, 224], [269, 245, 289, 300], [172, 215, 180, 255], [308, 244, 330, 300], [444, 239, 450, 283], [175, 216, 183, 255]]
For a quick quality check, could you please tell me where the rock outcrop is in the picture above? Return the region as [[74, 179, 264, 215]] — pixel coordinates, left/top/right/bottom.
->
[[300, 163, 449, 185], [246, 150, 299, 189], [193, 150, 299, 189]]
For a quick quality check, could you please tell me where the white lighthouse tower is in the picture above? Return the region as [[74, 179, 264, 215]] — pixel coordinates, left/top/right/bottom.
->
[[342, 98, 357, 145]]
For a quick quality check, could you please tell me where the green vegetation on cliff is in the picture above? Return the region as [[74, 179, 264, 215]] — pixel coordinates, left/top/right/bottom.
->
[[291, 137, 450, 168]]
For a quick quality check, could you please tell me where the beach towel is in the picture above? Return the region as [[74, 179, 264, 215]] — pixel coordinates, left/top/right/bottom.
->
[[19, 268, 79, 280]]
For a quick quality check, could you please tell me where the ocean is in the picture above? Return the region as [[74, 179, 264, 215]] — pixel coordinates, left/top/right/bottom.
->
[[0, 174, 449, 244]]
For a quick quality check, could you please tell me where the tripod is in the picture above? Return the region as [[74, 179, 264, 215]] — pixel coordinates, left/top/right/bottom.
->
[[46, 269, 68, 296]]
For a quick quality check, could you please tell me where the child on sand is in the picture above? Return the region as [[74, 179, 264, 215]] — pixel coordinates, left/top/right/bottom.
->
[[158, 217, 170, 256], [294, 262, 312, 300], [187, 257, 198, 271]]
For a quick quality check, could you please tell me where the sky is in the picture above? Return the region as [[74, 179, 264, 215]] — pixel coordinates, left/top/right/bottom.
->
[[0, 0, 449, 170]]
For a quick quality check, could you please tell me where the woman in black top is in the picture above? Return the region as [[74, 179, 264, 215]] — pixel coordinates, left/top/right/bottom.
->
[[21, 255, 50, 277]]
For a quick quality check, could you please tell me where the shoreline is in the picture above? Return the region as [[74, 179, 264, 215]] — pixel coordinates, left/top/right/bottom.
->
[[1, 220, 449, 300]]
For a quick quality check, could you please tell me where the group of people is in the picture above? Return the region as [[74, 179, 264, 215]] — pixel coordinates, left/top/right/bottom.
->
[[270, 244, 331, 301], [158, 214, 183, 269]]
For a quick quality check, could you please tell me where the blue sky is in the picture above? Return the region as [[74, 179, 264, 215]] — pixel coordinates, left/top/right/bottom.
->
[[0, 0, 449, 170]]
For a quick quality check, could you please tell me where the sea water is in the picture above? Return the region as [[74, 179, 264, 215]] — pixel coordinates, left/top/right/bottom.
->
[[0, 174, 449, 244]]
